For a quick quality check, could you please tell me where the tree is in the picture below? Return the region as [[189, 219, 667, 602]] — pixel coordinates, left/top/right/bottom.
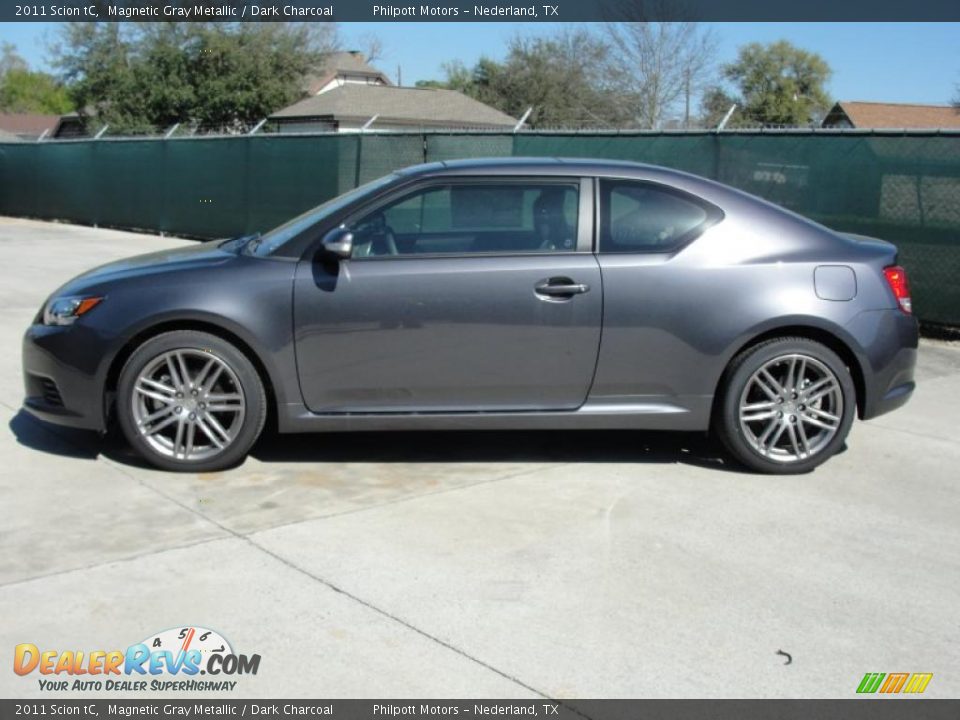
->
[[603, 23, 718, 129], [420, 24, 721, 129], [189, 24, 338, 130], [723, 40, 832, 126], [699, 85, 740, 128], [0, 68, 74, 114], [1, 43, 28, 75], [52, 22, 339, 133], [500, 31, 633, 127], [51, 23, 140, 132], [356, 34, 384, 65], [0, 43, 73, 114], [416, 59, 493, 96], [419, 30, 630, 128]]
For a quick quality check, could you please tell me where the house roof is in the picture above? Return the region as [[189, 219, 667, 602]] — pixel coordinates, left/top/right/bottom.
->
[[303, 51, 392, 95], [271, 84, 516, 128], [0, 113, 61, 136], [825, 101, 960, 129]]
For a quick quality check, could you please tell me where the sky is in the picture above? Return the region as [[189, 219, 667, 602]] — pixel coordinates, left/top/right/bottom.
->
[[2, 21, 958, 106]]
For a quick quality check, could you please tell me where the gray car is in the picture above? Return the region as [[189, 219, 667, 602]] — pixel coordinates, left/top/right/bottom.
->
[[22, 158, 917, 473]]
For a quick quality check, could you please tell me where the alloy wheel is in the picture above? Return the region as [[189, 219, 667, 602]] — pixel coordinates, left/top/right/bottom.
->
[[737, 353, 844, 464], [131, 348, 246, 462]]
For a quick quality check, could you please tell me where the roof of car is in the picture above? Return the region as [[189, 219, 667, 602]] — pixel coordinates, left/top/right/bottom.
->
[[395, 157, 688, 180], [392, 157, 812, 229], [391, 157, 755, 211]]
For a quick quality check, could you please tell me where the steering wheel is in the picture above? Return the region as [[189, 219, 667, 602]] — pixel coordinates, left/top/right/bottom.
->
[[355, 214, 400, 256], [380, 227, 399, 256]]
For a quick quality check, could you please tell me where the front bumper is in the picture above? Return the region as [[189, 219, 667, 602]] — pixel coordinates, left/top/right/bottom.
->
[[22, 323, 111, 431]]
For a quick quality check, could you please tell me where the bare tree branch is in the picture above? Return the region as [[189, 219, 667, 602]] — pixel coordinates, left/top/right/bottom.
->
[[603, 22, 718, 129], [356, 33, 384, 65]]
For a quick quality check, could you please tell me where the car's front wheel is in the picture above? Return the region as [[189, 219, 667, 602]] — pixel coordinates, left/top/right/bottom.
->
[[716, 337, 856, 474], [116, 330, 267, 472]]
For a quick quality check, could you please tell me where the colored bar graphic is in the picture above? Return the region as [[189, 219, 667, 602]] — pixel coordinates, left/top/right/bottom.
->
[[880, 673, 909, 693], [857, 673, 886, 693], [903, 673, 933, 694], [857, 672, 933, 694]]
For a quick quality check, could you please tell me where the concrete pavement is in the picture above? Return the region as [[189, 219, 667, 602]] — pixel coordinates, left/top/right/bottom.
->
[[1, 216, 957, 699]]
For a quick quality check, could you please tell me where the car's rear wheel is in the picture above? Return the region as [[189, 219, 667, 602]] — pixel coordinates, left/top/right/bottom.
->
[[716, 337, 856, 474], [116, 330, 266, 472]]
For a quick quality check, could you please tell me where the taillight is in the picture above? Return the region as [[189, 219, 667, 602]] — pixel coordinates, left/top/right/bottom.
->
[[883, 265, 912, 314]]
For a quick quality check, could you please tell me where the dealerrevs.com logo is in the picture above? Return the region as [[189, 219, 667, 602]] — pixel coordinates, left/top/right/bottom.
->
[[14, 626, 261, 692]]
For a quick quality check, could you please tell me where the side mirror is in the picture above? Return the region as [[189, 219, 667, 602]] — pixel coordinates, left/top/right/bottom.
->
[[321, 227, 353, 259]]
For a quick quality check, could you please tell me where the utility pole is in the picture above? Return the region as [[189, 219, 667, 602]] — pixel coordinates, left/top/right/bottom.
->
[[397, 65, 402, 87]]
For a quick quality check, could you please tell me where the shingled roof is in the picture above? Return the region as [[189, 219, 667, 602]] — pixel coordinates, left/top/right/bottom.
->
[[303, 51, 392, 95], [271, 84, 516, 129], [0, 113, 61, 138], [823, 101, 960, 129]]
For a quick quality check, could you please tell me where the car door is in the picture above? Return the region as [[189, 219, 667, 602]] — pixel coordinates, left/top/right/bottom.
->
[[293, 176, 602, 413]]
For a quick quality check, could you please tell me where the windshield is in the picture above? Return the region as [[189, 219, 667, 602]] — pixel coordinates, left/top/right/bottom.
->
[[250, 174, 400, 256]]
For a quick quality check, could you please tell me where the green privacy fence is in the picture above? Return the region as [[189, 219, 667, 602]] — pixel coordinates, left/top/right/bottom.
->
[[1, 130, 958, 325]]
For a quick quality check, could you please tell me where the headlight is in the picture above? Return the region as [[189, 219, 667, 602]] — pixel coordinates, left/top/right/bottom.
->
[[42, 296, 104, 326]]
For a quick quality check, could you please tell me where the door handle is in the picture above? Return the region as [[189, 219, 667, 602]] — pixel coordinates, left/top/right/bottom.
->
[[534, 277, 591, 298]]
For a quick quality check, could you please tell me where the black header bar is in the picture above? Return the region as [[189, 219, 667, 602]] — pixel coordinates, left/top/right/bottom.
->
[[4, 0, 960, 22], [1, 699, 959, 719]]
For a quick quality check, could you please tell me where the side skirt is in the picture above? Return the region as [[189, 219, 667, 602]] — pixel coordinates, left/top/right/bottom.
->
[[276, 397, 713, 434]]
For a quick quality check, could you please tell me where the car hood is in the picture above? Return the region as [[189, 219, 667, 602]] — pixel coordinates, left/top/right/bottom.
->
[[55, 239, 239, 294]]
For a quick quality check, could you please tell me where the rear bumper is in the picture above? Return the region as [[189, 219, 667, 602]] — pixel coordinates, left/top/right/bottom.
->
[[848, 309, 918, 421], [22, 323, 109, 431], [866, 376, 915, 419]]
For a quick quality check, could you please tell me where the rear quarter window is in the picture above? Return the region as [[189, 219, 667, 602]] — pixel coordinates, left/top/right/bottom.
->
[[599, 179, 721, 253]]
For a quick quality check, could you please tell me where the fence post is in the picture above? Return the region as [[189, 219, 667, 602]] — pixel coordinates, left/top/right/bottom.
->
[[91, 140, 100, 228], [353, 134, 363, 189], [244, 135, 252, 234], [712, 132, 721, 181], [160, 135, 169, 235]]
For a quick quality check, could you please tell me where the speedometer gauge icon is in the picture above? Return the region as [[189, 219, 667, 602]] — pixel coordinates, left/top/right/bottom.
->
[[140, 626, 233, 661]]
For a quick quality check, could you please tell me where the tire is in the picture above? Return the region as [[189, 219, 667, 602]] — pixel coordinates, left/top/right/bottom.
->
[[116, 330, 267, 472], [715, 337, 856, 474]]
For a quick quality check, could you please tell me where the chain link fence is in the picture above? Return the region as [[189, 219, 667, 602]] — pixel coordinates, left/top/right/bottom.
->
[[0, 130, 958, 325]]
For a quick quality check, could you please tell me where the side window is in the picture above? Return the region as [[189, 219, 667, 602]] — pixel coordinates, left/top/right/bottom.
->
[[349, 181, 579, 257], [373, 187, 445, 235], [600, 179, 716, 253]]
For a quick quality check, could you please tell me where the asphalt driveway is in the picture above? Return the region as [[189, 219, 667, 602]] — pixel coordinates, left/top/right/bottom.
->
[[1, 216, 958, 699]]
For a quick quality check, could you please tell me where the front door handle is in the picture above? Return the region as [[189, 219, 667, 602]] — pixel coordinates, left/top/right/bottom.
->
[[534, 277, 591, 298]]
